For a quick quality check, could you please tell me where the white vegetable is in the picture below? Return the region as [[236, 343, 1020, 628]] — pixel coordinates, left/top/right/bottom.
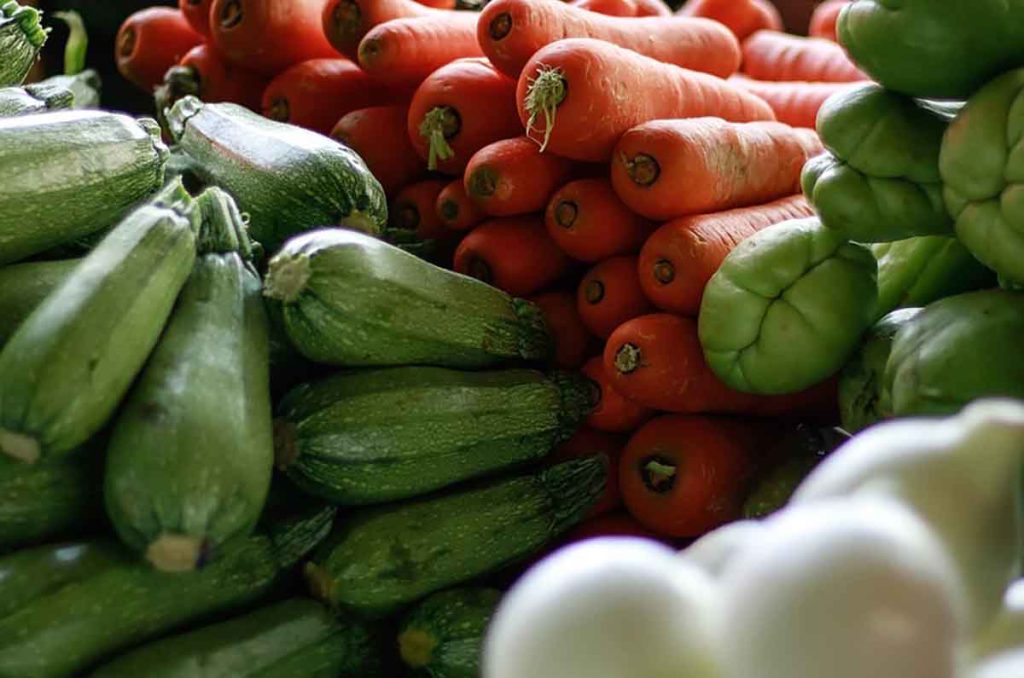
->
[[720, 499, 967, 678], [971, 649, 1024, 678], [973, 579, 1024, 658], [677, 520, 767, 578], [483, 537, 721, 678]]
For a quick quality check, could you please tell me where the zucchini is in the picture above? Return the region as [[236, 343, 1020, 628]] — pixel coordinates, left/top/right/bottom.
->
[[105, 188, 273, 572], [264, 229, 551, 368], [167, 96, 387, 253], [0, 181, 197, 464], [0, 2, 46, 87], [0, 502, 336, 677], [0, 258, 80, 348], [0, 70, 100, 117], [0, 110, 169, 265], [399, 588, 501, 678], [305, 456, 606, 615], [276, 367, 596, 504], [35, 69, 102, 109], [91, 598, 384, 678]]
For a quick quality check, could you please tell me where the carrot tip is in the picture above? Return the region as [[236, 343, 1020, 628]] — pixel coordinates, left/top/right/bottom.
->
[[653, 260, 675, 285], [466, 255, 494, 284], [265, 98, 290, 123], [331, 0, 362, 41], [468, 167, 498, 198], [393, 203, 420, 231], [627, 154, 660, 187], [585, 280, 605, 305], [614, 343, 642, 375], [439, 200, 459, 222], [489, 12, 513, 41], [117, 27, 136, 58], [554, 200, 578, 228], [220, 0, 242, 29], [419, 107, 459, 171], [524, 66, 567, 153]]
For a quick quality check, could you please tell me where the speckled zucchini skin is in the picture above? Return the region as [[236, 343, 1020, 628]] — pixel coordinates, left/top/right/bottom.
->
[[0, 70, 102, 116], [399, 588, 501, 677], [0, 258, 80, 348], [0, 2, 47, 87]]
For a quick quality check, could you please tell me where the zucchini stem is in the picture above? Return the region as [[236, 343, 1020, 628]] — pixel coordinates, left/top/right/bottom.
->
[[524, 66, 567, 153], [0, 429, 40, 464], [398, 629, 438, 669], [146, 534, 206, 572], [264, 254, 312, 304], [304, 562, 337, 604], [273, 419, 299, 469]]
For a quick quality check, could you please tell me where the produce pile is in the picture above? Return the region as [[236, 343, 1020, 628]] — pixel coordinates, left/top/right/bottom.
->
[[1, 0, 1024, 675]]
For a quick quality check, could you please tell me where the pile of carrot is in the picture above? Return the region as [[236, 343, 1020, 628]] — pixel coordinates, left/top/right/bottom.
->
[[118, 0, 865, 542]]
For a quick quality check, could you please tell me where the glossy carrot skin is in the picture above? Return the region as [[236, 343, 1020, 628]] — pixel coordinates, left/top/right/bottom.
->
[[179, 0, 214, 37], [611, 118, 822, 220], [358, 13, 484, 89], [677, 0, 782, 41], [164, 44, 269, 110], [321, 0, 440, 60], [572, 0, 671, 17], [530, 289, 595, 370], [332, 106, 425, 196], [809, 0, 849, 41], [544, 178, 652, 263], [728, 76, 859, 128], [638, 194, 814, 315], [116, 7, 204, 92], [454, 216, 572, 296], [480, 0, 740, 78], [583, 356, 653, 434], [390, 179, 450, 240], [550, 426, 626, 517], [577, 256, 653, 339], [436, 180, 487, 232], [464, 137, 577, 217], [741, 30, 867, 83]]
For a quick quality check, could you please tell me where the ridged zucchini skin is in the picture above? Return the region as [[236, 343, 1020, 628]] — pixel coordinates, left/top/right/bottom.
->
[[264, 229, 552, 368], [0, 258, 79, 348], [0, 2, 46, 87], [40, 69, 102, 109], [0, 504, 335, 677], [0, 110, 168, 265], [0, 186, 197, 464], [305, 456, 606, 616], [399, 588, 501, 677], [91, 598, 384, 678], [0, 82, 72, 117], [167, 96, 387, 253], [104, 188, 273, 572], [276, 367, 596, 505]]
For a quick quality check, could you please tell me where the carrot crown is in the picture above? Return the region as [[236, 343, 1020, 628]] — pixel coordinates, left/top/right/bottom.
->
[[418, 107, 458, 171], [524, 66, 567, 152]]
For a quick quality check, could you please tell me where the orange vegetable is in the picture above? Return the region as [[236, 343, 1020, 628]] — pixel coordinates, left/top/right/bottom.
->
[[611, 117, 821, 220], [454, 216, 572, 296], [563, 511, 661, 542], [571, 0, 671, 17], [517, 38, 775, 162], [677, 0, 782, 42], [577, 256, 653, 339], [464, 137, 577, 217], [528, 289, 594, 369], [162, 44, 269, 110], [408, 58, 521, 174], [582, 356, 654, 434], [179, 0, 214, 37], [116, 7, 203, 92], [544, 178, 652, 263], [391, 179, 450, 240], [550, 426, 625, 517], [321, 0, 440, 59], [741, 30, 867, 83], [436, 180, 487, 232], [331, 106, 425, 196], [638, 194, 814, 315], [416, 0, 456, 7], [358, 12, 483, 89], [728, 75, 858, 128], [809, 0, 849, 41]]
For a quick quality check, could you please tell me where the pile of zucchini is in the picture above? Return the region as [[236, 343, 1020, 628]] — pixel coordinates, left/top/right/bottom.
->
[[0, 12, 605, 668]]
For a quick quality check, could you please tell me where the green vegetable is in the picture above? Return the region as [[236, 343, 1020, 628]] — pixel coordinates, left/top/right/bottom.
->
[[104, 189, 272, 572], [0, 258, 79, 348], [0, 502, 335, 677], [91, 598, 384, 678], [699, 217, 878, 395], [38, 69, 101, 108], [276, 367, 595, 505], [0, 2, 47, 87], [167, 96, 387, 253], [883, 290, 1024, 417], [802, 84, 953, 242], [940, 68, 1024, 286], [838, 0, 1024, 98], [0, 182, 196, 464], [306, 456, 606, 616], [399, 588, 501, 677], [838, 307, 922, 433], [0, 82, 72, 116], [53, 10, 87, 76], [0, 110, 168, 265], [264, 228, 551, 368]]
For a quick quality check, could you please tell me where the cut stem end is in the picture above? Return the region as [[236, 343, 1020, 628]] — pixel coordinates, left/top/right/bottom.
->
[[0, 429, 40, 464], [146, 534, 206, 572]]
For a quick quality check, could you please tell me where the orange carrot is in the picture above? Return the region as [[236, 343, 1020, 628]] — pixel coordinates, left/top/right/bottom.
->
[[572, 0, 671, 17], [741, 30, 867, 83], [332, 106, 425, 196], [583, 356, 654, 433], [408, 58, 522, 175], [179, 0, 214, 37], [577, 256, 653, 339], [391, 179, 451, 240], [728, 75, 858, 128], [528, 289, 595, 369], [321, 0, 441, 60], [464, 137, 577, 217], [678, 0, 782, 42], [416, 0, 456, 7], [436, 180, 487, 232], [809, 0, 849, 41], [480, 0, 740, 79], [564, 511, 662, 542], [620, 414, 760, 537], [544, 178, 651, 263], [209, 0, 339, 76], [550, 426, 626, 517], [358, 13, 484, 89], [611, 118, 822, 220], [159, 44, 269, 111], [116, 7, 204, 93], [454, 216, 572, 296], [638, 194, 813, 315], [517, 38, 775, 162]]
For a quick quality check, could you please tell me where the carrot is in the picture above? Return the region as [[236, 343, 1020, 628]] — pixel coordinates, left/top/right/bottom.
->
[[116, 7, 203, 93], [518, 38, 775, 162], [611, 118, 822, 221], [179, 0, 214, 37], [544, 178, 651, 264], [550, 426, 625, 517], [572, 0, 671, 17], [528, 289, 595, 369], [358, 13, 484, 90], [390, 179, 451, 240], [436, 180, 487, 232], [464, 137, 577, 217], [564, 511, 661, 542], [577, 256, 653, 340], [741, 30, 867, 83], [728, 75, 857, 128], [157, 44, 269, 112], [808, 0, 849, 41], [638, 194, 814, 315], [480, 0, 740, 79], [408, 58, 522, 175], [454, 216, 572, 296], [321, 0, 442, 60], [620, 414, 761, 537], [331, 106, 425, 196], [416, 0, 457, 7], [678, 0, 782, 42], [582, 356, 654, 434]]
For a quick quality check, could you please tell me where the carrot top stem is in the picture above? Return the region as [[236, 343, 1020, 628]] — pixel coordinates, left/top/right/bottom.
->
[[439, 199, 459, 221], [554, 200, 578, 228], [419, 106, 459, 171], [489, 12, 513, 40], [394, 204, 420, 231], [266, 97, 290, 123], [653, 259, 675, 284], [468, 167, 499, 197], [614, 342, 642, 374], [525, 66, 568, 152], [117, 27, 136, 57], [466, 256, 494, 284], [219, 0, 243, 28], [641, 456, 677, 493], [585, 280, 605, 304], [331, 0, 361, 40], [627, 153, 660, 186]]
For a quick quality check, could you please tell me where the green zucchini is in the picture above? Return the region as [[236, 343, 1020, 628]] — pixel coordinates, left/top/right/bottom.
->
[[399, 588, 501, 677], [167, 96, 387, 253], [0, 70, 101, 117], [0, 258, 80, 348], [305, 456, 606, 616], [276, 367, 596, 504], [264, 228, 551, 368], [35, 69, 102, 109], [0, 181, 197, 464], [105, 188, 273, 572], [0, 110, 169, 265], [0, 2, 46, 87], [0, 502, 336, 677], [91, 598, 384, 678]]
